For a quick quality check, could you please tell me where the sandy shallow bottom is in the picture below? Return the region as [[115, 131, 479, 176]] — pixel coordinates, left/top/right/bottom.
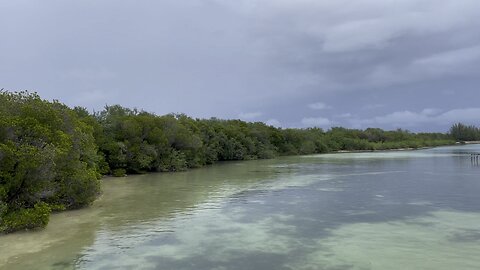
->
[[287, 211, 480, 270]]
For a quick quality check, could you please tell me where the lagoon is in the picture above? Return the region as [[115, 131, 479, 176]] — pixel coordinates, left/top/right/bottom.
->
[[1, 145, 480, 270]]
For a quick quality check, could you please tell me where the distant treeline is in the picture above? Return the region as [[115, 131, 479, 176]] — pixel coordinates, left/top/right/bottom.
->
[[0, 91, 460, 233], [449, 123, 480, 141]]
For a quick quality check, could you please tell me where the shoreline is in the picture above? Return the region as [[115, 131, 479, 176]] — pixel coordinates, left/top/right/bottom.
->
[[109, 145, 454, 177], [0, 142, 460, 236], [458, 141, 480, 145], [333, 146, 433, 154]]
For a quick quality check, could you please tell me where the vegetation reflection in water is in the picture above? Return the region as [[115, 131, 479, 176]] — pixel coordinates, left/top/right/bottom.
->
[[1, 145, 480, 270]]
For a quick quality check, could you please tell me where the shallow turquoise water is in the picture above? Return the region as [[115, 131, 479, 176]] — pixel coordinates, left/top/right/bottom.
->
[[1, 145, 480, 269]]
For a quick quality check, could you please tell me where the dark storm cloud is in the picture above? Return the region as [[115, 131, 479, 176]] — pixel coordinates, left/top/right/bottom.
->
[[1, 0, 480, 131]]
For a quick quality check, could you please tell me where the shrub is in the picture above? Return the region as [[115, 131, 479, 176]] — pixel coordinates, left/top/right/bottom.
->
[[0, 202, 52, 233], [112, 168, 127, 177]]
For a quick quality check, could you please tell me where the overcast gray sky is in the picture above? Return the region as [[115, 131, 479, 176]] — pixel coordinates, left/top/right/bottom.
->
[[2, 0, 480, 132]]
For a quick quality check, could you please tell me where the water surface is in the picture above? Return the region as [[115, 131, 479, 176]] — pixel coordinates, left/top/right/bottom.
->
[[1, 145, 480, 269]]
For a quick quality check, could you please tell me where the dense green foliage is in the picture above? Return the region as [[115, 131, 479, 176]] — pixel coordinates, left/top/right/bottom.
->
[[449, 123, 480, 141], [0, 202, 51, 233], [0, 91, 457, 233], [91, 109, 453, 176], [0, 91, 101, 233]]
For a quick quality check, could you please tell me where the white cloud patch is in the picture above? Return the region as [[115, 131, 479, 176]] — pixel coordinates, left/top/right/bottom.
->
[[308, 1, 480, 53], [351, 107, 480, 129], [266, 119, 282, 127], [308, 102, 331, 110], [301, 117, 332, 127], [374, 111, 431, 125], [413, 45, 480, 74], [438, 108, 480, 123]]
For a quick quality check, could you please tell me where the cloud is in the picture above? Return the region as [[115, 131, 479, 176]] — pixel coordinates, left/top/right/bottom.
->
[[238, 112, 263, 120], [308, 102, 331, 110], [335, 113, 353, 118], [374, 111, 431, 126], [438, 108, 480, 123], [416, 44, 480, 76], [367, 45, 480, 87], [2, 0, 480, 131], [242, 0, 480, 93], [362, 104, 385, 110], [421, 108, 441, 116], [350, 107, 480, 129], [322, 18, 398, 53], [301, 117, 332, 127], [266, 119, 282, 127]]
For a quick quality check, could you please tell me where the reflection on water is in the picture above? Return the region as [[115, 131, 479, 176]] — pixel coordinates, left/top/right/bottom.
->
[[1, 145, 480, 270]]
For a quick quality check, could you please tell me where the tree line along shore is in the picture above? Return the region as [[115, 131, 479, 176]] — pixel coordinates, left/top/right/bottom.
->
[[0, 91, 476, 233]]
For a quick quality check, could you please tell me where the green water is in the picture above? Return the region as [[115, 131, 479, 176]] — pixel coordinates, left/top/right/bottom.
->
[[1, 145, 480, 270]]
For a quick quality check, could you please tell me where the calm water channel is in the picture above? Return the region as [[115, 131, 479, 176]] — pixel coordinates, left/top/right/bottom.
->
[[1, 145, 480, 270]]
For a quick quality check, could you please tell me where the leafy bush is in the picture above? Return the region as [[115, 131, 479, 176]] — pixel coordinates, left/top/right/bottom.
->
[[112, 168, 127, 177], [0, 91, 101, 232], [0, 202, 51, 233]]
